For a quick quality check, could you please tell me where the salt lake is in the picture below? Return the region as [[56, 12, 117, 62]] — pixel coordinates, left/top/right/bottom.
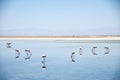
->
[[0, 40, 120, 80]]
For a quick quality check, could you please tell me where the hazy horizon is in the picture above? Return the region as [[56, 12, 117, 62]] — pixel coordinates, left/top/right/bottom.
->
[[0, 0, 120, 36]]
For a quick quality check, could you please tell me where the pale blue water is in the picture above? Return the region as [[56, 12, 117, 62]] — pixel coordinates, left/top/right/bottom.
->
[[0, 40, 120, 80]]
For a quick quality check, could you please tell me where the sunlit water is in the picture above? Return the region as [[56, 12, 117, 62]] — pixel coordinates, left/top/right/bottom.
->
[[0, 40, 120, 80]]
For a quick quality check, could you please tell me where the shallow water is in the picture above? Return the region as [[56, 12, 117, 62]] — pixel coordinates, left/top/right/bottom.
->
[[0, 40, 120, 80]]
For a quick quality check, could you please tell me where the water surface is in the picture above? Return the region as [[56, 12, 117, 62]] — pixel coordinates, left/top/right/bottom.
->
[[0, 40, 120, 80]]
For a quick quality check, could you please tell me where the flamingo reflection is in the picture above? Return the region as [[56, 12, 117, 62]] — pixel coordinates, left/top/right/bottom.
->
[[104, 46, 110, 54], [42, 54, 46, 70], [92, 46, 97, 55], [79, 47, 82, 55], [15, 49, 20, 60], [71, 51, 75, 62], [25, 49, 32, 61], [6, 43, 12, 48]]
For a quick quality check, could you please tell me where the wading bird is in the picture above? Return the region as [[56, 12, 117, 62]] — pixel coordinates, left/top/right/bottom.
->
[[104, 46, 110, 54], [92, 46, 97, 55], [25, 49, 32, 61], [6, 43, 12, 48], [15, 49, 20, 60], [42, 54, 46, 71], [71, 51, 75, 62]]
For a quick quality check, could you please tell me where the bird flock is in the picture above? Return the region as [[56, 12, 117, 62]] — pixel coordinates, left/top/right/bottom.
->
[[6, 42, 110, 70], [71, 46, 110, 63], [6, 42, 47, 70]]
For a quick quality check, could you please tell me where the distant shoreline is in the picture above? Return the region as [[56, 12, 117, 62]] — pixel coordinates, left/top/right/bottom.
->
[[0, 36, 120, 40]]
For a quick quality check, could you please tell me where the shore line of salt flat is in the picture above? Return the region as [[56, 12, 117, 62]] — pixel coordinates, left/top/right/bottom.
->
[[0, 36, 120, 40]]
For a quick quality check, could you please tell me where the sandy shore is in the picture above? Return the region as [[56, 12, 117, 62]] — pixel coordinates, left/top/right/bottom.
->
[[0, 36, 120, 40]]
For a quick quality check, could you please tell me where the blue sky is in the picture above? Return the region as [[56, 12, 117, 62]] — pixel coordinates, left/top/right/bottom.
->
[[0, 0, 120, 36]]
